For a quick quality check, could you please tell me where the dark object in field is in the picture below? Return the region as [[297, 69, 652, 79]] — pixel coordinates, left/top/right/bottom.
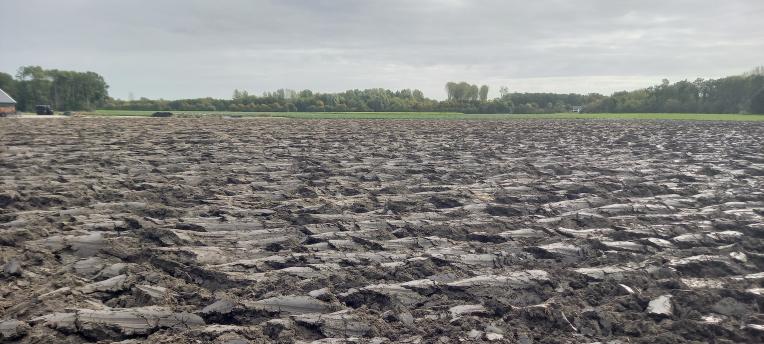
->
[[35, 105, 54, 115], [63, 111, 73, 116], [152, 112, 173, 118]]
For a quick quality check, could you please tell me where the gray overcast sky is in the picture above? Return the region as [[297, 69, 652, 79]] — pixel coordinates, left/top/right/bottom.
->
[[2, 0, 763, 100]]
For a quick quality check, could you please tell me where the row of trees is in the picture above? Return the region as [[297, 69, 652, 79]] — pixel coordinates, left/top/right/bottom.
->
[[107, 88, 438, 113], [445, 82, 490, 102], [491, 69, 764, 114], [586, 75, 764, 114], [3, 65, 763, 114], [103, 73, 764, 115], [103, 82, 587, 114], [0, 66, 109, 111]]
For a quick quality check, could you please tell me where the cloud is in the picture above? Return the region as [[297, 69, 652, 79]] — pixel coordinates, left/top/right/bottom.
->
[[1, 0, 762, 99]]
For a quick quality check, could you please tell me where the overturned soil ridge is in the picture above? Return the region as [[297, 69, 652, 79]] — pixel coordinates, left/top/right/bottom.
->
[[1, 118, 763, 343]]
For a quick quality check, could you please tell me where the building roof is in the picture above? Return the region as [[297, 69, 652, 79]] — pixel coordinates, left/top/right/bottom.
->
[[0, 88, 17, 104]]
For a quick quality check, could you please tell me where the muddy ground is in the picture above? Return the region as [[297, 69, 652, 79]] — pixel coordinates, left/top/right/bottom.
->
[[0, 118, 763, 343]]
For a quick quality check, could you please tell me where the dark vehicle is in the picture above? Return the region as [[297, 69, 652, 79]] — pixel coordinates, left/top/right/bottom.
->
[[35, 105, 54, 115], [151, 112, 173, 117]]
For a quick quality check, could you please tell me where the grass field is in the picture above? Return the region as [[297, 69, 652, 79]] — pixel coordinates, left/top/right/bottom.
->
[[85, 110, 764, 121]]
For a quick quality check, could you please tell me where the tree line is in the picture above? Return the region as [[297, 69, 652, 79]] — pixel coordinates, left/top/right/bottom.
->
[[2, 65, 763, 114], [0, 66, 109, 111], [587, 75, 764, 114], [101, 70, 764, 114]]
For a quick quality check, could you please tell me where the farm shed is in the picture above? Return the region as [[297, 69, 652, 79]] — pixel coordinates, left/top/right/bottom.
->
[[0, 88, 16, 114]]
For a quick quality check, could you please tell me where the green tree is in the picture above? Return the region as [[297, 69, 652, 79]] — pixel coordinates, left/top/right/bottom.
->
[[445, 81, 481, 101], [412, 89, 424, 100], [751, 88, 764, 114], [11, 66, 108, 111], [479, 85, 489, 101], [499, 86, 509, 98], [0, 72, 16, 98]]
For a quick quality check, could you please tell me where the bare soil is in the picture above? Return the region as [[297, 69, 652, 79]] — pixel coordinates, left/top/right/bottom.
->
[[1, 118, 763, 343]]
